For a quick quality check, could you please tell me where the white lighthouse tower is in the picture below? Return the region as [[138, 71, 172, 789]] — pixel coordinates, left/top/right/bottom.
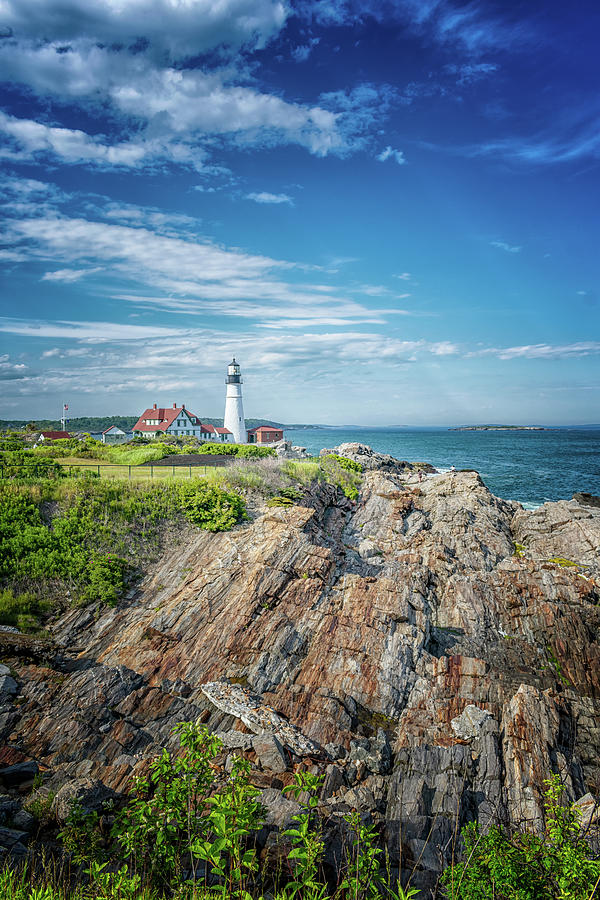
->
[[224, 358, 246, 444]]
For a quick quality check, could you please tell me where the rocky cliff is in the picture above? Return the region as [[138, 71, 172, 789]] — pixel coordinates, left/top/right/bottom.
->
[[1, 448, 599, 891]]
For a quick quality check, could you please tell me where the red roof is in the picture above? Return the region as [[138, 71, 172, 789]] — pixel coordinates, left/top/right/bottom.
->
[[215, 427, 232, 434], [102, 425, 125, 435], [201, 424, 216, 433], [247, 425, 283, 433], [40, 431, 70, 440], [133, 406, 200, 432]]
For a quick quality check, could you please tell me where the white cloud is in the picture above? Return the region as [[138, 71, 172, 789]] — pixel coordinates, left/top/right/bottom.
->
[[0, 111, 181, 169], [394, 272, 412, 280], [377, 145, 406, 165], [291, 37, 320, 62], [490, 240, 522, 253], [2, 209, 401, 325], [444, 62, 498, 85], [0, 50, 352, 163], [246, 191, 293, 205], [468, 342, 600, 360], [42, 267, 100, 282], [297, 0, 534, 54], [0, 0, 288, 60], [0, 318, 185, 342]]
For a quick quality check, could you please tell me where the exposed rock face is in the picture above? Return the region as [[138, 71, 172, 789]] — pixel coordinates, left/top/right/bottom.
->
[[320, 442, 414, 473], [0, 455, 599, 891]]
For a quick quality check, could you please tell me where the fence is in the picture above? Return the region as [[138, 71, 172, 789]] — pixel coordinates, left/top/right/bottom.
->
[[0, 463, 210, 480]]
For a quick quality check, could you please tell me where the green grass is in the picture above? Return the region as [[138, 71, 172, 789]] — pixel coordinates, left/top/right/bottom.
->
[[0, 587, 52, 633], [57, 458, 215, 481]]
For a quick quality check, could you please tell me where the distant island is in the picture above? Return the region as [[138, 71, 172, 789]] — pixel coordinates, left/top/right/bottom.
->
[[450, 425, 548, 432]]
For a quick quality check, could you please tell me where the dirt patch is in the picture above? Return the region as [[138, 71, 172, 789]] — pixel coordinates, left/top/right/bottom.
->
[[139, 454, 236, 467]]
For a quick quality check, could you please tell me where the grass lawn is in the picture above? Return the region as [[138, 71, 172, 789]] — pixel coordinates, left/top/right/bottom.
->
[[57, 457, 216, 480]]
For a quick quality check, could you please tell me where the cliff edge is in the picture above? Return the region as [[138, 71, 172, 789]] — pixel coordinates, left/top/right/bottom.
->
[[1, 450, 599, 887]]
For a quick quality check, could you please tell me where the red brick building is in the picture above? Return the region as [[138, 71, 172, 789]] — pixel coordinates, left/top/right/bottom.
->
[[246, 425, 284, 444]]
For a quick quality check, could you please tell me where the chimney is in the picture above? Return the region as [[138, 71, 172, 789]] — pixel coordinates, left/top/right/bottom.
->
[[173, 402, 177, 409], [153, 403, 157, 409]]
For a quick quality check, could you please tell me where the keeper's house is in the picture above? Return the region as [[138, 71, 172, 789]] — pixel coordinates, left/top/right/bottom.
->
[[247, 425, 284, 444], [132, 404, 233, 442]]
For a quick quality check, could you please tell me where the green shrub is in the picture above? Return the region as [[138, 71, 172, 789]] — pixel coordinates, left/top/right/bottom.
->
[[318, 456, 362, 500], [441, 774, 600, 899], [113, 723, 224, 889], [0, 450, 63, 479], [321, 453, 363, 473], [267, 496, 295, 507], [194, 442, 275, 459], [177, 480, 246, 531], [0, 588, 51, 632]]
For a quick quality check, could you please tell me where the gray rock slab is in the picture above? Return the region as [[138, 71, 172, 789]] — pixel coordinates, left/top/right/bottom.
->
[[0, 676, 17, 696], [253, 734, 288, 773], [201, 682, 320, 757], [0, 761, 38, 786], [451, 705, 493, 741], [0, 826, 28, 848]]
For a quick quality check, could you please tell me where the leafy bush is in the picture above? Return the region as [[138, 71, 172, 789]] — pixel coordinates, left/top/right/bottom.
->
[[177, 480, 246, 531], [0, 437, 25, 451], [282, 772, 326, 900], [441, 774, 600, 899], [267, 496, 295, 507], [0, 450, 63, 479], [318, 456, 362, 500], [0, 485, 128, 606], [194, 442, 275, 459], [0, 477, 247, 612], [321, 454, 363, 473], [0, 588, 51, 632]]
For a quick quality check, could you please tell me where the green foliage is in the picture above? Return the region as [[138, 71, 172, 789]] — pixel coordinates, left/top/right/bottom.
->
[[548, 557, 580, 568], [282, 458, 362, 501], [282, 772, 327, 900], [194, 443, 275, 459], [441, 774, 600, 900], [340, 811, 383, 900], [191, 755, 264, 899], [513, 542, 526, 558], [0, 437, 26, 451], [113, 723, 223, 889], [177, 481, 247, 531], [81, 860, 148, 900], [0, 450, 63, 479], [0, 477, 246, 612], [0, 588, 51, 632], [0, 484, 128, 606], [267, 496, 295, 507], [58, 801, 104, 865], [321, 454, 363, 474], [318, 456, 362, 501]]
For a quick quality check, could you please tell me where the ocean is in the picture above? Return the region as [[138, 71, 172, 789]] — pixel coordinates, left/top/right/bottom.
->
[[284, 427, 600, 509]]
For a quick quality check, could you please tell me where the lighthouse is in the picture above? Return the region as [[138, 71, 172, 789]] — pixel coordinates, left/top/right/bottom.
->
[[224, 358, 246, 443]]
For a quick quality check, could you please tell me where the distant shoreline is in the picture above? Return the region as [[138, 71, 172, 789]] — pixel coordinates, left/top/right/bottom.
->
[[449, 425, 550, 432]]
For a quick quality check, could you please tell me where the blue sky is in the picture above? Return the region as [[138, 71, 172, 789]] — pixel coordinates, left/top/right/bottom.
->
[[0, 0, 598, 425]]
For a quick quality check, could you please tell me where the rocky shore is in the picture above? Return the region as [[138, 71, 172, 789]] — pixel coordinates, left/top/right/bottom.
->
[[0, 445, 599, 892]]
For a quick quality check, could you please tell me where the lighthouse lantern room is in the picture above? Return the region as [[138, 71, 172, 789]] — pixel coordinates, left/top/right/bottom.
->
[[224, 358, 246, 443]]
